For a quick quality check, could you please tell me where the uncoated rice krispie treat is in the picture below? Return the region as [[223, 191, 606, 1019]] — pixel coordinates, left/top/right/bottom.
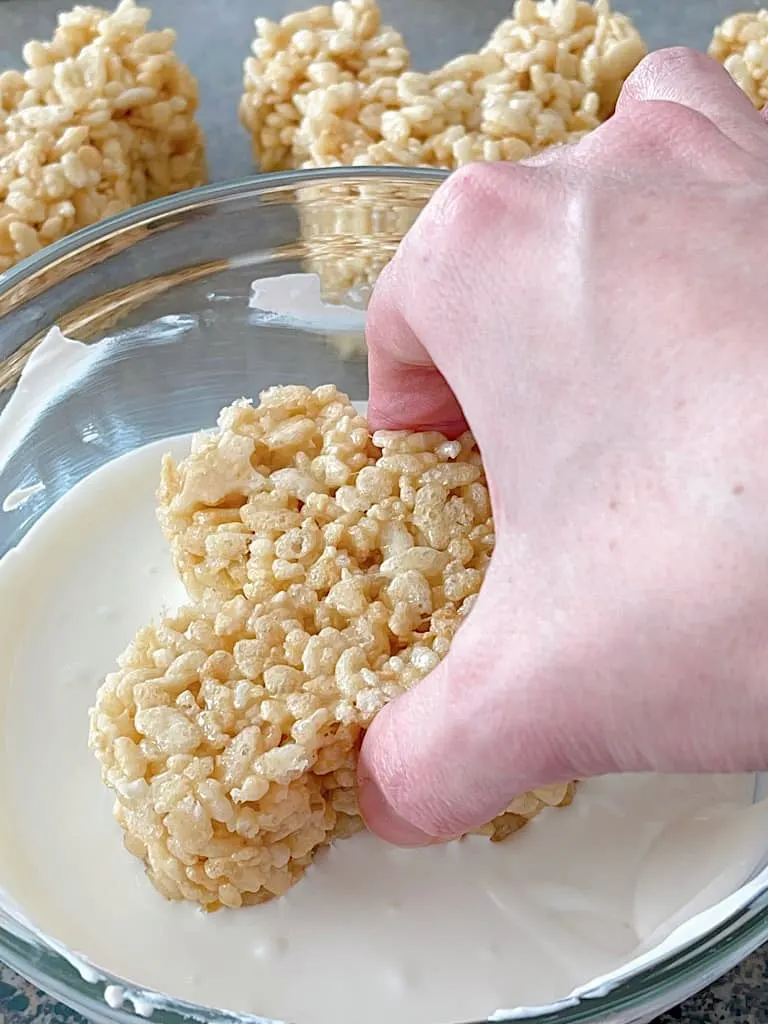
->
[[240, 0, 645, 333], [89, 603, 366, 908], [0, 0, 206, 272], [239, 0, 646, 172], [239, 0, 410, 171], [89, 386, 575, 910], [710, 10, 768, 111]]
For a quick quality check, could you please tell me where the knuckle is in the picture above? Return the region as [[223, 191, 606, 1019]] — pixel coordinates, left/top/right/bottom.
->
[[645, 45, 712, 79], [623, 46, 714, 104], [436, 161, 509, 219], [431, 161, 538, 242], [593, 98, 716, 164], [633, 99, 708, 140], [418, 161, 552, 271]]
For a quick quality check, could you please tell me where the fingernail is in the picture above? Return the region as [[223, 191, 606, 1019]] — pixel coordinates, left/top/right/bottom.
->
[[358, 775, 440, 848]]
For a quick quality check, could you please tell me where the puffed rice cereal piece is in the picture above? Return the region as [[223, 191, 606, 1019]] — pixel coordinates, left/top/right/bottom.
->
[[710, 10, 768, 111], [239, 0, 646, 172], [90, 385, 576, 909], [0, 0, 206, 273]]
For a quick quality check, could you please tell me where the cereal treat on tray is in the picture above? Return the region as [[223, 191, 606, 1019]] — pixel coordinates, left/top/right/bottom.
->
[[90, 386, 575, 910], [239, 0, 410, 172], [710, 10, 768, 111], [0, 0, 206, 272], [239, 0, 645, 336], [239, 0, 646, 172]]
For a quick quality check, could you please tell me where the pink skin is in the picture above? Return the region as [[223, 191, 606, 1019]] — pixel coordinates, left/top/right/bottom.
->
[[357, 48, 768, 847]]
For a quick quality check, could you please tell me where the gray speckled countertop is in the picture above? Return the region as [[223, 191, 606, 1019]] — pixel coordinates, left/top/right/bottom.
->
[[0, 0, 766, 1022]]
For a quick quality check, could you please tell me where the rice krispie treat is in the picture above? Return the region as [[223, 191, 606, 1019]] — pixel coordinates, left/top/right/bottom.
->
[[240, 0, 645, 336], [239, 0, 410, 172], [0, 0, 206, 272], [710, 10, 768, 111], [240, 0, 646, 172], [90, 386, 575, 910]]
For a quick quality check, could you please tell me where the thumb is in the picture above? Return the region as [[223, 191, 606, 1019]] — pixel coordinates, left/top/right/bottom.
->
[[357, 600, 578, 846]]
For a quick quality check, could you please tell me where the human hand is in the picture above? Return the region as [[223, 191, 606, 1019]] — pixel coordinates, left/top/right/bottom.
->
[[358, 48, 768, 846]]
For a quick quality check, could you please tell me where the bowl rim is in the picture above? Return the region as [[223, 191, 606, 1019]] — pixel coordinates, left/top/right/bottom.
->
[[1, 167, 768, 1024]]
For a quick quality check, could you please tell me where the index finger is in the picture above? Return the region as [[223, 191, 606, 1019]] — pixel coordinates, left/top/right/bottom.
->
[[366, 257, 467, 436], [365, 161, 529, 436]]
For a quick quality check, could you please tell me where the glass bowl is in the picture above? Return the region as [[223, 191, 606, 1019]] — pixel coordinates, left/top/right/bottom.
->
[[0, 167, 767, 1024]]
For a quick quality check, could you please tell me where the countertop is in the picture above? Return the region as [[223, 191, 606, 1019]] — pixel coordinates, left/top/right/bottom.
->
[[0, 0, 766, 1022]]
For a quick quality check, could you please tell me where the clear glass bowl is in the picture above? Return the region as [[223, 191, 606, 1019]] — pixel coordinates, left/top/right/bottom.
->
[[0, 167, 767, 1024]]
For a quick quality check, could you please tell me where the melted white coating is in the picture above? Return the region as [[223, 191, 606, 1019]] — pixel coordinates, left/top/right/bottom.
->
[[248, 272, 367, 333], [0, 434, 766, 1024], [0, 327, 99, 474]]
